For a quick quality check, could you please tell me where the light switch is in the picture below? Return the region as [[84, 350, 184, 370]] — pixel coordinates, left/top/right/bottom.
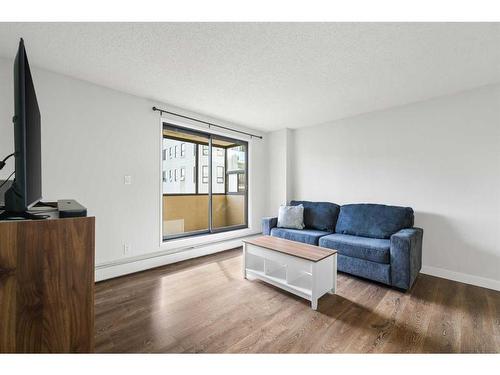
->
[[124, 175, 132, 185]]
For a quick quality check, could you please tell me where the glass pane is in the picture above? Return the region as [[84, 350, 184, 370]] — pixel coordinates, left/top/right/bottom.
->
[[162, 126, 209, 238], [212, 140, 247, 230], [227, 145, 246, 172]]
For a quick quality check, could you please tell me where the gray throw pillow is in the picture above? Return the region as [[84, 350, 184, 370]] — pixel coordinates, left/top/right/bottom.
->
[[277, 205, 305, 230]]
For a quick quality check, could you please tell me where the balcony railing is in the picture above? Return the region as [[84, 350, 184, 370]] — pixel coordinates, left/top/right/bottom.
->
[[162, 194, 246, 238]]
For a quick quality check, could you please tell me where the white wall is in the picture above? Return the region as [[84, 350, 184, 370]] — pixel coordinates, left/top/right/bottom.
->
[[267, 84, 500, 290], [0, 57, 267, 277]]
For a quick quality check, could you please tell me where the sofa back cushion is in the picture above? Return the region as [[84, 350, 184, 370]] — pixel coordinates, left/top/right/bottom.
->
[[290, 200, 340, 231], [335, 204, 414, 239]]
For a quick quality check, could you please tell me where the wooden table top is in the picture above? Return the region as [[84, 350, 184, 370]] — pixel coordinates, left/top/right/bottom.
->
[[243, 235, 336, 262]]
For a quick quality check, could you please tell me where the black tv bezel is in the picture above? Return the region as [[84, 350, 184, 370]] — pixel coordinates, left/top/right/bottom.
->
[[5, 38, 43, 212]]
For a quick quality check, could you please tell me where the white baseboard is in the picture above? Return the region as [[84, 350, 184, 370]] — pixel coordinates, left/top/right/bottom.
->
[[421, 265, 500, 291], [95, 233, 260, 282]]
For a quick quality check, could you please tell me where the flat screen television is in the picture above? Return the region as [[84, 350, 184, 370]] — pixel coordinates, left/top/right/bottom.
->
[[1, 38, 46, 219]]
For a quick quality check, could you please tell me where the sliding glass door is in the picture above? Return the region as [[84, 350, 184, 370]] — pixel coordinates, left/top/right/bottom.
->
[[162, 124, 248, 240], [162, 127, 209, 238], [211, 135, 247, 232]]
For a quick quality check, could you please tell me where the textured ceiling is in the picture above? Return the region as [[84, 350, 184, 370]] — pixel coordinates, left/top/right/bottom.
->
[[0, 23, 499, 131]]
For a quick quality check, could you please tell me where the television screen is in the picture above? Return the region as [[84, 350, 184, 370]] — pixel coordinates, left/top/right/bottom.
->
[[3, 38, 42, 214], [23, 43, 42, 208]]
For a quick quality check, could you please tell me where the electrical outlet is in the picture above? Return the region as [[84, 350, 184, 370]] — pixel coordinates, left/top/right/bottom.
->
[[124, 175, 132, 185], [123, 243, 130, 255]]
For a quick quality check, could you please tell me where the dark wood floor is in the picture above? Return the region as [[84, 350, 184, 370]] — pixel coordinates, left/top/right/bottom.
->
[[94, 248, 500, 353]]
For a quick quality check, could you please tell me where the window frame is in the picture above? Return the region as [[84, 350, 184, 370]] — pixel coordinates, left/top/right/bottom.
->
[[161, 123, 249, 241]]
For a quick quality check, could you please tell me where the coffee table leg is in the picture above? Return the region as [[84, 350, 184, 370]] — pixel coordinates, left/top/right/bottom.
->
[[311, 298, 318, 310], [242, 243, 247, 279], [329, 254, 337, 295]]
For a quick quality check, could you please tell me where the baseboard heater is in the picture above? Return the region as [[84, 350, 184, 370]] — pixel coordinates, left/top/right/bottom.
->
[[95, 232, 261, 270]]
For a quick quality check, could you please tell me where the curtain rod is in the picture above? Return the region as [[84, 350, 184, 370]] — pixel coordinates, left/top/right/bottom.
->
[[152, 106, 263, 139]]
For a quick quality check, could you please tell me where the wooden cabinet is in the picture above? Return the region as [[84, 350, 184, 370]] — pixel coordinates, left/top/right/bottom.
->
[[0, 216, 95, 353]]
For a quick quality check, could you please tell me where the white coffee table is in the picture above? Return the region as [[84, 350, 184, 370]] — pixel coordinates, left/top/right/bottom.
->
[[242, 236, 337, 310]]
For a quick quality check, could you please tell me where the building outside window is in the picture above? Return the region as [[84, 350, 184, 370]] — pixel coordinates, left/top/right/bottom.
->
[[226, 145, 246, 193], [216, 166, 224, 184], [202, 165, 208, 184]]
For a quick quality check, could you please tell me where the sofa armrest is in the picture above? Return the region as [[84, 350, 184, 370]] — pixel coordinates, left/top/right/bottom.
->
[[390, 227, 423, 290], [262, 217, 278, 235]]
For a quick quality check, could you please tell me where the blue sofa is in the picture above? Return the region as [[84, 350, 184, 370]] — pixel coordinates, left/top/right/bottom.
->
[[262, 201, 423, 290]]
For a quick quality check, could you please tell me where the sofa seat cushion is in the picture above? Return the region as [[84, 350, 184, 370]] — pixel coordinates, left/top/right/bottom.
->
[[270, 228, 332, 246], [319, 233, 390, 264], [337, 254, 391, 285], [290, 200, 340, 231], [335, 203, 414, 239]]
